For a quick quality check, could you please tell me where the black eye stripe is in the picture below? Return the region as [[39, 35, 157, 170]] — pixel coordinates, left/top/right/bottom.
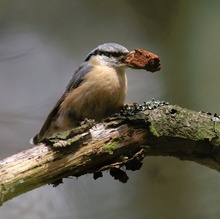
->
[[99, 51, 127, 57], [85, 49, 128, 61]]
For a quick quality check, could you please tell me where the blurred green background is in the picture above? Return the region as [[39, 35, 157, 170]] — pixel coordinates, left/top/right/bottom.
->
[[1, 1, 220, 218]]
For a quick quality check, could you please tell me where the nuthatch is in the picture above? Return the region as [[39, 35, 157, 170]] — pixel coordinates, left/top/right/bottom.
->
[[31, 43, 135, 144]]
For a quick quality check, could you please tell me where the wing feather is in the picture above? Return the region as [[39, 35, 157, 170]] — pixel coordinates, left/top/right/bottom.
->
[[32, 62, 93, 144]]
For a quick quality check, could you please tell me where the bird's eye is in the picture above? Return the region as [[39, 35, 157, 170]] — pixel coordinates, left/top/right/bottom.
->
[[112, 52, 120, 57], [103, 51, 111, 57], [101, 51, 126, 58]]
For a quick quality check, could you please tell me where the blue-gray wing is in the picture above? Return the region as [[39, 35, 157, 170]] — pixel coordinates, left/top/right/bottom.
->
[[65, 62, 93, 92], [49, 61, 93, 110], [32, 61, 93, 144]]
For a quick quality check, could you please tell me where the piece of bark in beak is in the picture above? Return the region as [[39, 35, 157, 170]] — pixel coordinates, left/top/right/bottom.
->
[[124, 48, 161, 72]]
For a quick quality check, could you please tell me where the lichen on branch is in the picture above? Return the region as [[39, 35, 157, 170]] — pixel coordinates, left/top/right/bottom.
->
[[1, 102, 220, 206]]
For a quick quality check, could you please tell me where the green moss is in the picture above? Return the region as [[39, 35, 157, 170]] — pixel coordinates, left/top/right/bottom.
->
[[103, 142, 118, 154], [55, 130, 71, 139], [114, 136, 123, 142], [149, 124, 160, 137]]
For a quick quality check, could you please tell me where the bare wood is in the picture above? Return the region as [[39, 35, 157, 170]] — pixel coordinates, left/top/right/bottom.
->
[[1, 104, 220, 206]]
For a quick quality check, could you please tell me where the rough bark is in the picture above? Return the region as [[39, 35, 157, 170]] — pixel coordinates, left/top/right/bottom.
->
[[1, 104, 220, 206]]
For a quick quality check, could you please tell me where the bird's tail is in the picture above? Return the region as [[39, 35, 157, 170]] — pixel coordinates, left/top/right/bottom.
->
[[30, 134, 41, 145]]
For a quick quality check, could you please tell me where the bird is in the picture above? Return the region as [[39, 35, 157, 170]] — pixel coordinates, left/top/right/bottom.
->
[[31, 43, 133, 145]]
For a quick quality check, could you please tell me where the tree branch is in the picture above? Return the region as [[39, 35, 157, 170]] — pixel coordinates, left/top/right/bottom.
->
[[1, 104, 220, 206]]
